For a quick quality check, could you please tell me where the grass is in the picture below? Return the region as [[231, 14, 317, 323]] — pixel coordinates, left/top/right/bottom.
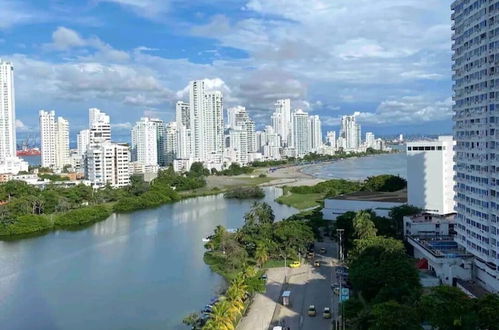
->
[[262, 259, 287, 268], [276, 192, 325, 209]]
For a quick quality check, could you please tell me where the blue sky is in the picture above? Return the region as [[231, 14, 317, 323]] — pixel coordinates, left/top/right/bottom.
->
[[0, 0, 453, 141]]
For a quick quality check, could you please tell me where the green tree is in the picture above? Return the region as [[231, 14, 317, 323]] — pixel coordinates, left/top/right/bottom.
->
[[475, 294, 499, 330], [420, 286, 477, 330], [353, 211, 377, 239], [349, 236, 421, 303], [362, 175, 406, 192], [369, 301, 421, 330], [254, 243, 269, 266], [244, 202, 275, 226]]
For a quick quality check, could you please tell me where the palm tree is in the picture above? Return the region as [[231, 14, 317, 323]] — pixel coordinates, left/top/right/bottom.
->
[[255, 244, 269, 267], [205, 300, 236, 329], [353, 211, 377, 239]]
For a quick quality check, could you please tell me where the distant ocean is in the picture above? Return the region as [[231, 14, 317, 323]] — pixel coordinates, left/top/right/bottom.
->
[[20, 155, 41, 166]]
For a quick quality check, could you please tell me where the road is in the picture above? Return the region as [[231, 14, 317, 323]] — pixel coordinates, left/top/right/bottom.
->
[[272, 239, 338, 330]]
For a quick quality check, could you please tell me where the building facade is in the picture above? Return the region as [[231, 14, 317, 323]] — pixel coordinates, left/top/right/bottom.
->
[[406, 136, 456, 215], [292, 109, 311, 157], [131, 117, 159, 166], [84, 142, 130, 187], [0, 59, 28, 174], [39, 110, 71, 171], [452, 0, 499, 292]]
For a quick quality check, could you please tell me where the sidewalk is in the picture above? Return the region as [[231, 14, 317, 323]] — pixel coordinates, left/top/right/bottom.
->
[[237, 267, 286, 330]]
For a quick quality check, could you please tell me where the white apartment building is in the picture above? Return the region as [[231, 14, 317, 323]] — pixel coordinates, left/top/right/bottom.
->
[[326, 131, 336, 148], [165, 121, 178, 165], [204, 91, 224, 159], [0, 59, 28, 174], [365, 132, 375, 149], [340, 115, 361, 151], [77, 129, 90, 157], [39, 110, 70, 171], [407, 136, 456, 215], [452, 0, 499, 292], [272, 99, 292, 147], [89, 108, 111, 143], [309, 115, 322, 152], [84, 142, 130, 188], [176, 101, 190, 129], [228, 128, 249, 166], [227, 106, 246, 128], [292, 109, 311, 157], [189, 80, 207, 161], [176, 124, 191, 160], [131, 117, 159, 166]]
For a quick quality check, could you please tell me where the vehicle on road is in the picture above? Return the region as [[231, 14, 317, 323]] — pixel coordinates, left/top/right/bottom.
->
[[319, 247, 327, 254], [314, 260, 321, 267], [336, 266, 349, 276], [323, 307, 332, 319], [307, 251, 314, 259], [307, 305, 317, 316], [260, 274, 268, 282], [289, 260, 301, 268]]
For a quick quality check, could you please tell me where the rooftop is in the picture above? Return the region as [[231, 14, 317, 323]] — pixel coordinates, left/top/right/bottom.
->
[[331, 189, 407, 203], [408, 213, 456, 223], [408, 236, 473, 259]]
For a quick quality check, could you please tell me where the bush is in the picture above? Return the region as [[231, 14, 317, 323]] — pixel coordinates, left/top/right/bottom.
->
[[363, 175, 406, 192], [0, 214, 53, 236], [54, 205, 112, 227], [224, 187, 265, 199]]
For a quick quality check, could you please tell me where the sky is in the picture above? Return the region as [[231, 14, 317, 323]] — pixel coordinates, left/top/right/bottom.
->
[[0, 0, 453, 142]]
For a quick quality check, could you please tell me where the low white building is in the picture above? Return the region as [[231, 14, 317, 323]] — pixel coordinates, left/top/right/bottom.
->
[[406, 136, 455, 215], [404, 213, 456, 238]]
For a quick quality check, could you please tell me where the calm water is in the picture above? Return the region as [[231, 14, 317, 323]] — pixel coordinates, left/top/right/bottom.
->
[[20, 155, 41, 166], [302, 152, 407, 180], [0, 187, 296, 330]]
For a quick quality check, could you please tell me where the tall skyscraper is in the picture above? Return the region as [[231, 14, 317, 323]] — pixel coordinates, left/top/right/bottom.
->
[[326, 131, 336, 148], [0, 59, 28, 174], [309, 115, 322, 152], [165, 121, 178, 165], [452, 0, 499, 292], [176, 101, 190, 129], [77, 129, 90, 158], [340, 115, 361, 151], [365, 132, 375, 149], [292, 109, 311, 157], [39, 110, 70, 170], [131, 117, 159, 166], [272, 99, 292, 147], [187, 80, 224, 163]]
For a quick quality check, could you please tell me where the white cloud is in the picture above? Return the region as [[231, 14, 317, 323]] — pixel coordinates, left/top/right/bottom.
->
[[111, 122, 132, 130], [51, 26, 86, 50], [0, 1, 40, 29], [323, 96, 452, 127], [98, 0, 170, 18], [15, 119, 30, 132]]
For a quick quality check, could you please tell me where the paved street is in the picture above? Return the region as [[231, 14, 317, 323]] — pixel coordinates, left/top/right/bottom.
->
[[272, 239, 338, 330]]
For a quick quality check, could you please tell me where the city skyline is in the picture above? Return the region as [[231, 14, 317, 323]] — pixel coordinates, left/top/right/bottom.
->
[[1, 1, 452, 136]]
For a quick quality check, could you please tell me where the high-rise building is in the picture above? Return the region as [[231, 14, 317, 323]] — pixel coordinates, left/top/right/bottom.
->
[[228, 128, 249, 166], [39, 110, 70, 170], [89, 108, 111, 143], [309, 115, 322, 152], [292, 109, 311, 157], [176, 124, 191, 160], [204, 91, 224, 159], [227, 106, 246, 128], [189, 80, 206, 161], [365, 132, 375, 149], [452, 0, 499, 292], [176, 101, 190, 129], [326, 131, 336, 148], [165, 122, 178, 165], [0, 59, 28, 174], [77, 129, 90, 158], [131, 117, 159, 166], [406, 136, 455, 215], [272, 99, 292, 147], [84, 141, 130, 187], [340, 115, 361, 151]]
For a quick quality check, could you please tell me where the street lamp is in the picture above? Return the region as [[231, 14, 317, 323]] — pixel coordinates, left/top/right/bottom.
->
[[336, 229, 344, 262]]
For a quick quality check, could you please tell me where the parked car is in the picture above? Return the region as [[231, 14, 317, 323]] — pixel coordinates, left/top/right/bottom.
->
[[323, 307, 332, 319], [314, 260, 321, 267], [319, 247, 327, 254], [289, 260, 301, 268], [307, 305, 317, 316], [307, 251, 314, 259]]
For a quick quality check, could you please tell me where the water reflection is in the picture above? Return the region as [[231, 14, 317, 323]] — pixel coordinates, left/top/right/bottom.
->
[[0, 187, 296, 330]]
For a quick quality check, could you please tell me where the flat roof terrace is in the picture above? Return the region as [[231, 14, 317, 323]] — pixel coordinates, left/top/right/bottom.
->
[[331, 189, 407, 203]]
